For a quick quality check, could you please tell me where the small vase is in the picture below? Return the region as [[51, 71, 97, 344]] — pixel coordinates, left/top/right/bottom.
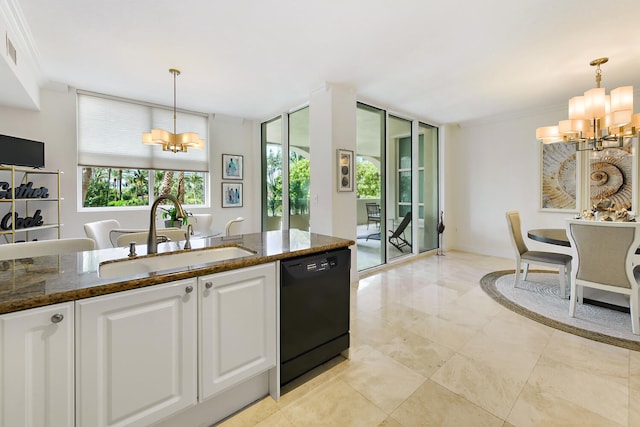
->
[[164, 219, 182, 228]]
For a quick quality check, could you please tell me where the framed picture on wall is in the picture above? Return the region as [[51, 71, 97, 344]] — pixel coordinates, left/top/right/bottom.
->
[[337, 149, 354, 192], [540, 141, 579, 211], [222, 154, 243, 180], [222, 182, 243, 208], [589, 142, 634, 211]]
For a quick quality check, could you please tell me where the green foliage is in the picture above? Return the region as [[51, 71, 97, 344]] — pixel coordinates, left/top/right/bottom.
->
[[82, 168, 204, 208], [356, 160, 381, 198], [289, 155, 310, 214], [266, 146, 283, 216], [82, 168, 150, 207], [265, 148, 311, 217], [160, 206, 192, 225], [153, 171, 204, 205]]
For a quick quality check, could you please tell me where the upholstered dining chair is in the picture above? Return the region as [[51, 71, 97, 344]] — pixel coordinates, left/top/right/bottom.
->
[[505, 210, 572, 298], [566, 219, 640, 335], [114, 228, 187, 247], [84, 219, 121, 249], [0, 238, 95, 261]]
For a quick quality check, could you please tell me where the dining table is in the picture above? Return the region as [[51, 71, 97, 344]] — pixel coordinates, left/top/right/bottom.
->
[[527, 228, 570, 247], [528, 227, 640, 254]]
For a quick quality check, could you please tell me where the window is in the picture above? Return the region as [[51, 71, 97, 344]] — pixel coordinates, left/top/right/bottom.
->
[[80, 168, 205, 208], [261, 117, 283, 230], [77, 92, 209, 208], [261, 106, 310, 231]]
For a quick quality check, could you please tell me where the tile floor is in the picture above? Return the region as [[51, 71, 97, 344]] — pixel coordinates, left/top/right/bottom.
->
[[218, 251, 640, 426]]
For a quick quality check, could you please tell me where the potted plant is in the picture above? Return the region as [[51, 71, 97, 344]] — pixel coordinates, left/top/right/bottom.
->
[[160, 206, 191, 228]]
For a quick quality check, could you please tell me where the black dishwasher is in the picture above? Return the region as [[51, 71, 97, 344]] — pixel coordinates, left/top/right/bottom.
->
[[280, 248, 350, 386]]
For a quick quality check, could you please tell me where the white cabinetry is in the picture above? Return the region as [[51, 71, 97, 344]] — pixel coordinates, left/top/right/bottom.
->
[[0, 302, 74, 427], [1, 262, 278, 427], [198, 263, 277, 400], [75, 279, 197, 427]]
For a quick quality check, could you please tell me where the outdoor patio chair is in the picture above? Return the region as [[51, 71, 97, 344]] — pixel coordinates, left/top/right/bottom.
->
[[366, 203, 381, 229], [388, 211, 412, 252]]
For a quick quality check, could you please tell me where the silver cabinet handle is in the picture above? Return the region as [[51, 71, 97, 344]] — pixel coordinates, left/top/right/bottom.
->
[[185, 285, 194, 294], [51, 313, 64, 323], [205, 282, 213, 289]]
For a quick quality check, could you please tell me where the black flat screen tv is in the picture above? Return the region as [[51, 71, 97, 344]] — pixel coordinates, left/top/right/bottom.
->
[[0, 134, 45, 168]]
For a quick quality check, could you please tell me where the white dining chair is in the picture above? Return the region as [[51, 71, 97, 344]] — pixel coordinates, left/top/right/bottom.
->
[[0, 238, 95, 261], [505, 210, 572, 298], [114, 228, 187, 247], [191, 214, 214, 236], [566, 219, 640, 335], [225, 217, 245, 237], [84, 219, 121, 249]]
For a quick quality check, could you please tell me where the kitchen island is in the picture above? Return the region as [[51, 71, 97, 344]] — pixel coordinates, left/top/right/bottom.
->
[[0, 230, 354, 427], [0, 229, 353, 315]]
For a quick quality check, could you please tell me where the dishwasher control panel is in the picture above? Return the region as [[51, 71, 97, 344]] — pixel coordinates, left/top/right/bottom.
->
[[305, 255, 338, 272]]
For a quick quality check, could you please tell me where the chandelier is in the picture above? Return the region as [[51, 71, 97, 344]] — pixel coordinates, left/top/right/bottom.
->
[[536, 58, 639, 151], [142, 68, 204, 153]]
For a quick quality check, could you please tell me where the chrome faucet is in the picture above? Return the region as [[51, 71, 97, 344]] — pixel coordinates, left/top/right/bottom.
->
[[148, 194, 187, 254]]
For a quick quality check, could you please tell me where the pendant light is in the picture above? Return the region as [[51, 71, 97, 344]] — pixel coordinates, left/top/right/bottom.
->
[[142, 68, 204, 153]]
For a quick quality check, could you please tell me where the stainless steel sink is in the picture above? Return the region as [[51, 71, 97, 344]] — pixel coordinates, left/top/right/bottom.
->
[[99, 246, 256, 279]]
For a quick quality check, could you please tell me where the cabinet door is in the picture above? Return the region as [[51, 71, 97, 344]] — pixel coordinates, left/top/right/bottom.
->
[[0, 302, 74, 427], [199, 263, 276, 400], [76, 279, 197, 427]]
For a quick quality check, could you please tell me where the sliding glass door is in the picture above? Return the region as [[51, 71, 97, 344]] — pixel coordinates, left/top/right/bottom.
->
[[261, 117, 283, 231], [261, 107, 310, 232], [289, 107, 310, 231], [388, 115, 412, 260], [418, 122, 439, 252], [355, 106, 440, 272], [356, 103, 385, 270]]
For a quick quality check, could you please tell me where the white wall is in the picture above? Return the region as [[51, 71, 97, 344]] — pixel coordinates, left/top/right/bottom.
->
[[309, 83, 357, 241], [445, 107, 580, 259], [3, 86, 636, 261], [0, 88, 255, 239]]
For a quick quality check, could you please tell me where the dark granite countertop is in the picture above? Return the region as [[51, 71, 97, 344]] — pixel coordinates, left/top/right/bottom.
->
[[0, 230, 354, 315]]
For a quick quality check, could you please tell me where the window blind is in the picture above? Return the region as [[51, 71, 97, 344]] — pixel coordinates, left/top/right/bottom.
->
[[77, 92, 209, 172]]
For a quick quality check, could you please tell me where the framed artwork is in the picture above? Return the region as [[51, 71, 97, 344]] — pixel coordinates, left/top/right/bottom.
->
[[589, 143, 634, 211], [337, 149, 354, 192], [222, 154, 243, 180], [222, 182, 243, 208], [540, 141, 579, 211]]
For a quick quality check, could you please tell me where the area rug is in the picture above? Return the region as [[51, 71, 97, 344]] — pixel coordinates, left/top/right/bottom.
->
[[480, 270, 640, 351]]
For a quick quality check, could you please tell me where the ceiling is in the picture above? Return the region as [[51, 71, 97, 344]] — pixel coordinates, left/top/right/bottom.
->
[[9, 0, 640, 125]]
